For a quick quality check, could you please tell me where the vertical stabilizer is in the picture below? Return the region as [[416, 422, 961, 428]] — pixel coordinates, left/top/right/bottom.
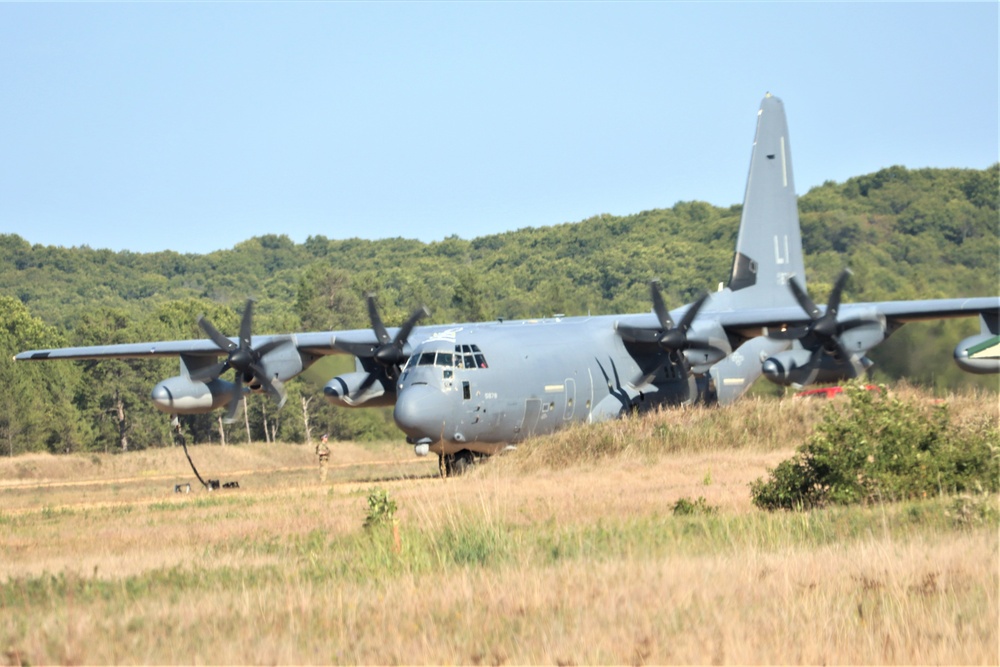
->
[[727, 94, 805, 307]]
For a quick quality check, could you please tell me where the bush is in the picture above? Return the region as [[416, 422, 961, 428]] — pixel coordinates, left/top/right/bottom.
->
[[751, 384, 999, 510], [362, 487, 397, 530], [672, 496, 717, 516]]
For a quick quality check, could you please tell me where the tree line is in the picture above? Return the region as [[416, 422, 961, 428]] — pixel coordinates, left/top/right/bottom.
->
[[0, 164, 996, 455]]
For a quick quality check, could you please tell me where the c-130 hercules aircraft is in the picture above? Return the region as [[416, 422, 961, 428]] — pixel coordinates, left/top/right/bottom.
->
[[16, 94, 1000, 473]]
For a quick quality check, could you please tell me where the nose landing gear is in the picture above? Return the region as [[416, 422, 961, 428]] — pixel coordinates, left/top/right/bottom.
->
[[439, 449, 478, 477]]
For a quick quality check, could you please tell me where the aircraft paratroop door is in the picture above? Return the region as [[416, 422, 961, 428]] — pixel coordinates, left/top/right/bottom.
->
[[518, 399, 542, 438]]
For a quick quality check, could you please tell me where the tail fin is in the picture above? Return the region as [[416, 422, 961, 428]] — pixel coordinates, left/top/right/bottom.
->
[[727, 94, 805, 308]]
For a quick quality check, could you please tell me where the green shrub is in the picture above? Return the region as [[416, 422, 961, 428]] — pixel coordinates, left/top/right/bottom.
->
[[946, 490, 1000, 528], [751, 384, 999, 510], [362, 487, 397, 530], [672, 496, 717, 516]]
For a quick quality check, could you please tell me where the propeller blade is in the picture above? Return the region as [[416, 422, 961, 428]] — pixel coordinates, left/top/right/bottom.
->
[[828, 337, 855, 366], [776, 269, 855, 345], [788, 278, 821, 320], [250, 363, 287, 408], [677, 293, 710, 333], [238, 299, 255, 349], [198, 315, 237, 353], [685, 372, 698, 405], [189, 361, 230, 383], [789, 347, 824, 388], [632, 357, 670, 388], [649, 281, 674, 330], [359, 300, 430, 368], [254, 337, 291, 358], [366, 295, 391, 345], [621, 286, 715, 361], [336, 341, 379, 357], [352, 371, 380, 400], [616, 325, 663, 345], [826, 269, 852, 319], [196, 299, 290, 420], [685, 339, 719, 352], [395, 306, 429, 347], [848, 354, 869, 379], [223, 380, 244, 424], [334, 297, 432, 402]]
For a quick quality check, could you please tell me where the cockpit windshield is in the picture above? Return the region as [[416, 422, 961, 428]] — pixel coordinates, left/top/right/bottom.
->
[[405, 345, 488, 371]]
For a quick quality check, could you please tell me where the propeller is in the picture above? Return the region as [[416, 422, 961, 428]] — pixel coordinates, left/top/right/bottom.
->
[[618, 281, 714, 360], [617, 281, 713, 395], [335, 295, 429, 399], [191, 299, 288, 422], [770, 269, 853, 357], [769, 269, 868, 384]]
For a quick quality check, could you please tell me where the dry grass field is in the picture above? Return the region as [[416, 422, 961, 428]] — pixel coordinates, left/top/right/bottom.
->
[[0, 387, 997, 664]]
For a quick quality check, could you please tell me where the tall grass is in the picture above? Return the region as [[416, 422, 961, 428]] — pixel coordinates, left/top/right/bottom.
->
[[2, 493, 995, 664], [498, 395, 830, 472], [0, 384, 996, 664]]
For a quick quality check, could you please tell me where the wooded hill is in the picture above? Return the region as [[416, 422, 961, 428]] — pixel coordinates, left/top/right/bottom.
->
[[1, 164, 997, 454]]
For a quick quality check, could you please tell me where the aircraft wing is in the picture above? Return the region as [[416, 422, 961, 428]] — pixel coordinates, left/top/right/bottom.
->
[[708, 296, 999, 336], [16, 339, 231, 361], [851, 297, 1000, 323], [13, 323, 473, 362], [14, 329, 378, 362]]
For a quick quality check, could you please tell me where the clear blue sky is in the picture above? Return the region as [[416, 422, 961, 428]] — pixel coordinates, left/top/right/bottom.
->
[[2, 2, 997, 255]]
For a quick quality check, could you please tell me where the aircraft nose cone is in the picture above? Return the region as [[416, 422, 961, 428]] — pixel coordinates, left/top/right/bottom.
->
[[393, 385, 453, 442], [151, 382, 176, 412], [323, 378, 346, 400], [761, 357, 783, 382]]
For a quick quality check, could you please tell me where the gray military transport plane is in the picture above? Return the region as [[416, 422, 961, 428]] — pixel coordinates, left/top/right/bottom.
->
[[15, 94, 1000, 474]]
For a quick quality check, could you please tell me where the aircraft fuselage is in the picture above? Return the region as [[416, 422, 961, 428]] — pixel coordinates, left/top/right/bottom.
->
[[391, 315, 692, 455]]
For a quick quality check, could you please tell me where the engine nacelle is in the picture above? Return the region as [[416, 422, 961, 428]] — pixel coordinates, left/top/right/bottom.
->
[[839, 319, 886, 354], [762, 349, 872, 387], [684, 320, 732, 374], [151, 376, 240, 414], [954, 333, 1000, 374], [684, 346, 729, 374], [324, 371, 395, 408]]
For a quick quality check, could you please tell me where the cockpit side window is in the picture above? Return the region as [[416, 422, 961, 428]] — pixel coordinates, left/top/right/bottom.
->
[[472, 344, 488, 369], [453, 344, 488, 369]]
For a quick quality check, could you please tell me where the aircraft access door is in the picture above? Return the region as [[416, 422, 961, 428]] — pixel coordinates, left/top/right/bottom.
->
[[518, 399, 542, 438]]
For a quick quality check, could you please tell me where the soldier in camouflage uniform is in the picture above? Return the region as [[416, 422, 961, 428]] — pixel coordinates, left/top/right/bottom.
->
[[316, 433, 331, 482]]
